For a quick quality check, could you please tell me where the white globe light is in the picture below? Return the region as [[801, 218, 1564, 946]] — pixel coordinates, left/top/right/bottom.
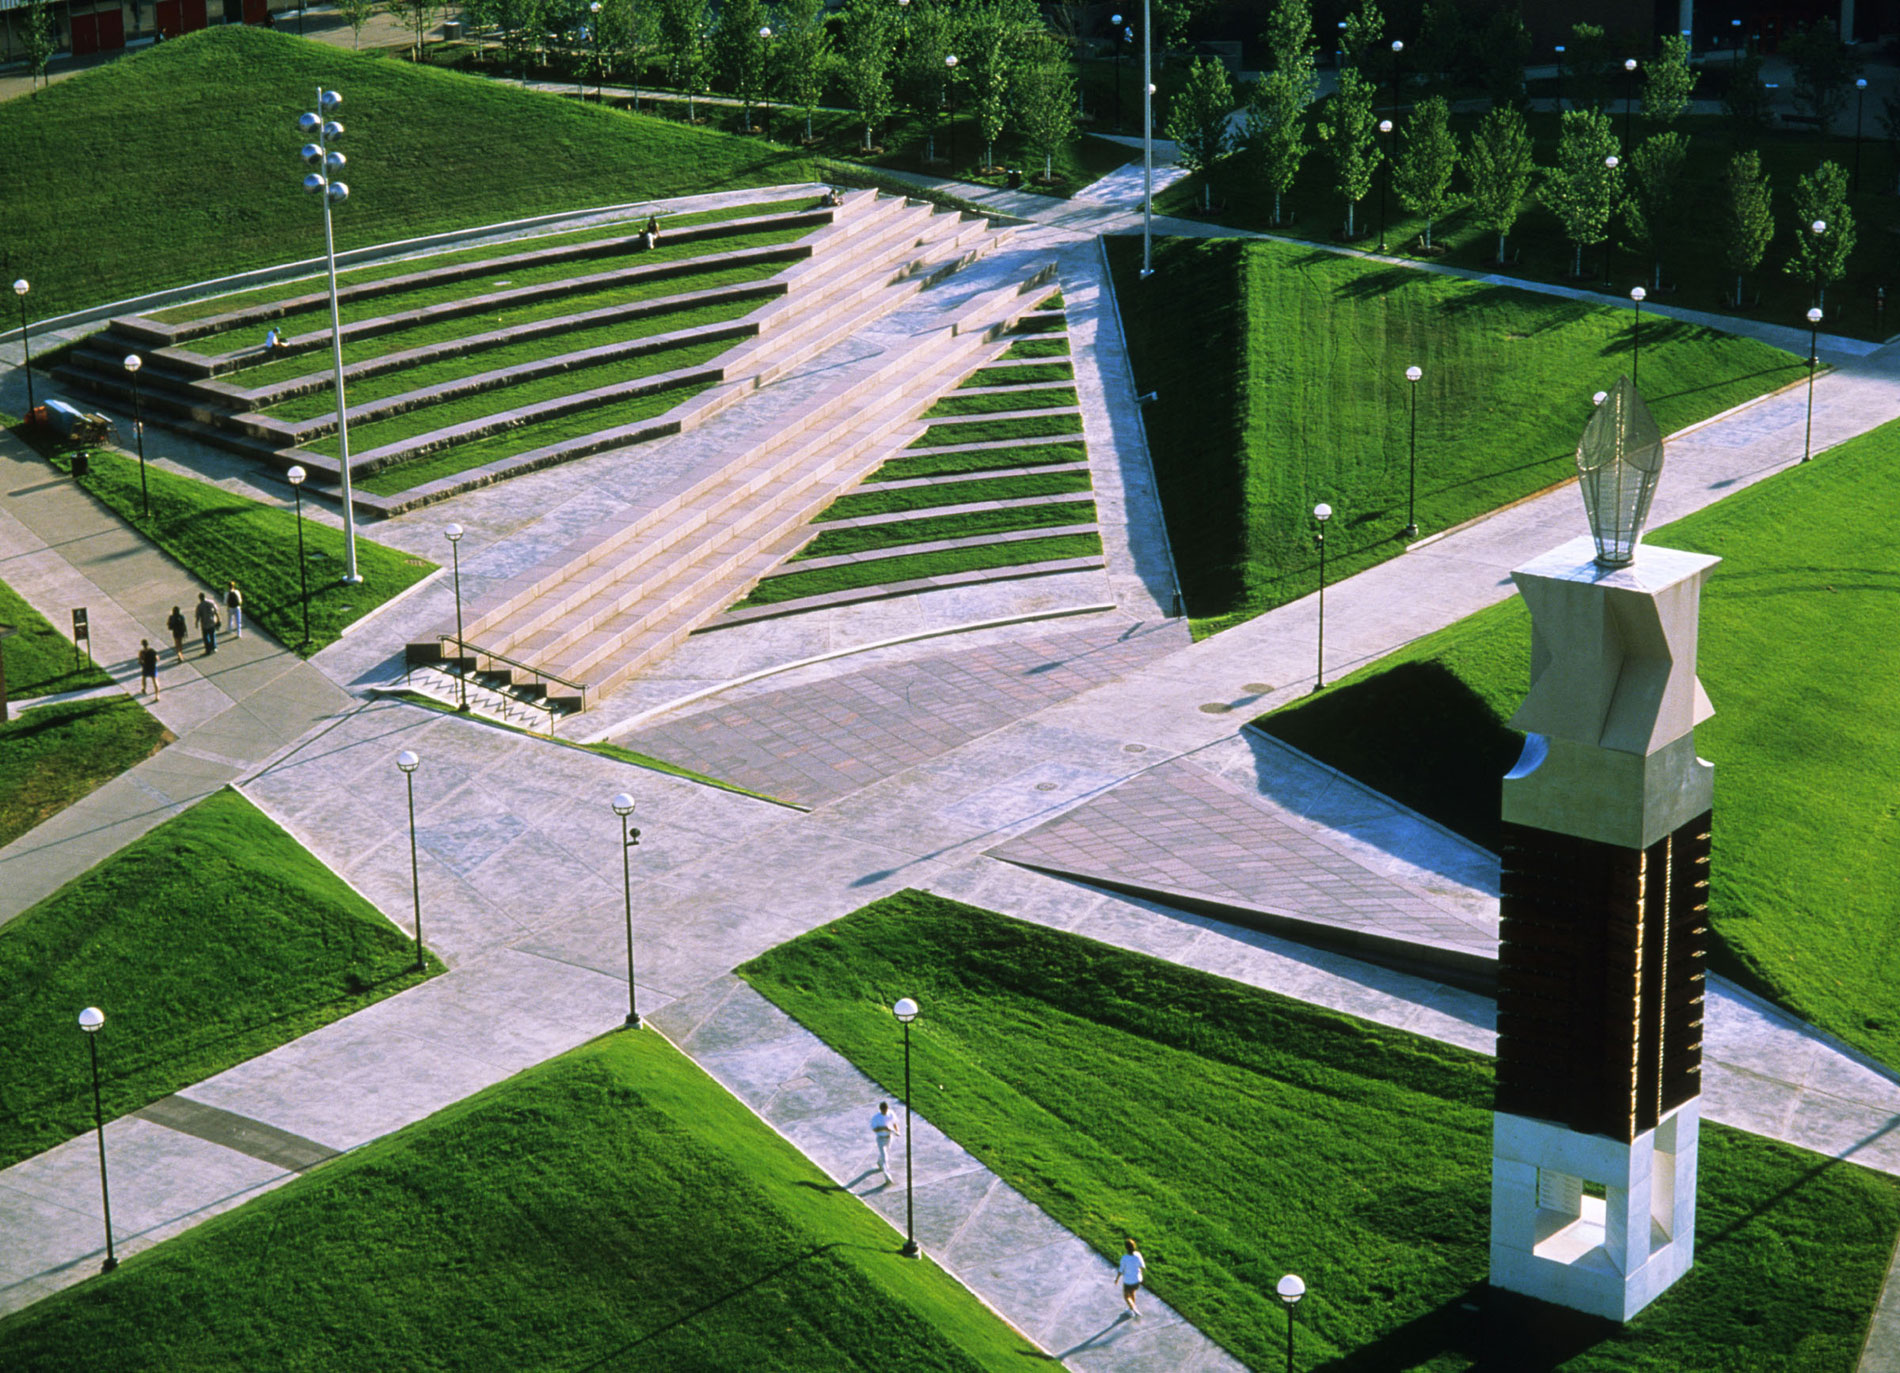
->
[[445, 522, 463, 542], [946, 54, 957, 67], [1625, 58, 1638, 71], [1808, 307, 1824, 324], [1392, 39, 1403, 52], [79, 1006, 105, 1032], [759, 25, 770, 37], [1277, 1274, 1306, 1305], [1630, 286, 1646, 302], [1405, 365, 1422, 382], [124, 354, 142, 373], [1811, 219, 1826, 234], [893, 997, 920, 1022], [1379, 119, 1393, 134], [11, 279, 27, 296], [288, 465, 307, 486], [1313, 502, 1332, 522], [1593, 390, 1609, 406], [396, 750, 420, 773], [1605, 155, 1619, 169], [303, 173, 328, 194], [611, 792, 635, 816]]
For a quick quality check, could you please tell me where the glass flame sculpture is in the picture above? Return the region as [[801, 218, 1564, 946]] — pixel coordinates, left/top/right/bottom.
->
[[1575, 374, 1664, 567]]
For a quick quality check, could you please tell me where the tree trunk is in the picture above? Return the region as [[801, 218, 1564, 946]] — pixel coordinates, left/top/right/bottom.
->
[[1735, 273, 1744, 307], [805, 111, 812, 141], [1273, 191, 1282, 226], [864, 124, 872, 151], [1346, 202, 1355, 237], [1498, 231, 1506, 263], [1423, 219, 1433, 250], [1045, 153, 1053, 179], [1572, 242, 1582, 278], [1204, 180, 1211, 211]]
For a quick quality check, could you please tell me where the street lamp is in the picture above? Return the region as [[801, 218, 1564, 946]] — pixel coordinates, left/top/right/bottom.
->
[[1276, 1273, 1305, 1373], [286, 466, 311, 649], [1554, 45, 1565, 112], [1403, 365, 1422, 538], [1622, 57, 1637, 151], [1389, 38, 1403, 119], [1140, 0, 1153, 279], [444, 523, 469, 712], [78, 1007, 117, 1273], [298, 88, 362, 585], [611, 793, 643, 1028], [758, 27, 773, 127], [588, 1, 601, 102], [395, 750, 425, 972], [1804, 306, 1823, 462], [12, 279, 33, 416], [1629, 285, 1646, 388], [893, 996, 921, 1258], [1377, 119, 1394, 251], [122, 354, 149, 517], [1810, 218, 1827, 308], [1111, 14, 1124, 132], [944, 54, 958, 168], [1853, 77, 1868, 193], [1312, 503, 1332, 690], [1603, 155, 1620, 286]]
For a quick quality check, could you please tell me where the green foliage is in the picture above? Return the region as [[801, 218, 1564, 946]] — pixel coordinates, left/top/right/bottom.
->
[[337, 0, 377, 48], [1721, 149, 1775, 305], [1724, 51, 1773, 142], [775, 0, 832, 139], [1642, 33, 1698, 126], [0, 28, 816, 320], [1624, 131, 1691, 285], [1564, 21, 1613, 113], [820, 467, 1090, 519], [1245, 69, 1309, 225], [712, 0, 769, 121], [1316, 67, 1381, 236], [0, 576, 112, 697], [741, 892, 1900, 1370], [871, 440, 1083, 482], [958, 0, 1040, 169], [1785, 18, 1859, 132], [1784, 161, 1856, 305], [384, 0, 441, 61], [1108, 235, 1802, 633], [1165, 57, 1235, 191], [841, 0, 897, 149], [20, 0, 56, 87], [1463, 104, 1534, 261], [1014, 42, 1077, 182], [1260, 0, 1316, 101], [0, 699, 168, 849], [0, 788, 438, 1170], [1545, 107, 1621, 276], [1391, 94, 1458, 249], [1338, 0, 1383, 73], [655, 0, 708, 89], [0, 1032, 1032, 1369]]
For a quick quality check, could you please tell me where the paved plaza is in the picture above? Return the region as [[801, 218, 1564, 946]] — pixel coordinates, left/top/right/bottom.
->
[[4, 146, 1900, 1366]]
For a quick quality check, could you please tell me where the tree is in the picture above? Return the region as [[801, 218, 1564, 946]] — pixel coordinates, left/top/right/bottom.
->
[[1339, 0, 1383, 74], [1785, 161, 1855, 308], [1564, 22, 1613, 114], [20, 0, 56, 89], [840, 0, 895, 152], [1723, 51, 1772, 143], [1392, 94, 1457, 249], [1247, 70, 1309, 227], [1543, 108, 1620, 279], [963, 0, 1037, 173], [1720, 150, 1773, 307], [489, 0, 547, 79], [1623, 132, 1689, 290], [1465, 104, 1533, 263], [775, 0, 831, 143], [338, 0, 377, 49], [1260, 0, 1317, 105], [1640, 33, 1696, 126], [1166, 58, 1234, 210], [1785, 19, 1858, 133], [1317, 66, 1381, 238], [712, 0, 769, 129], [385, 0, 441, 62], [896, 0, 955, 143], [1015, 43, 1076, 183], [656, 0, 709, 95]]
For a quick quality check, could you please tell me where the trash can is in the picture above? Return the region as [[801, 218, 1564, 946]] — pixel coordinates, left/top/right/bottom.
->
[[442, 19, 462, 38], [71, 451, 91, 479], [1007, 168, 1024, 190]]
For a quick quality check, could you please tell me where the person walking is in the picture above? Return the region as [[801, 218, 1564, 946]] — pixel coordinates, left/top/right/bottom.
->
[[225, 580, 244, 639], [166, 604, 188, 661], [870, 1100, 900, 1179], [1117, 1238, 1146, 1319], [138, 639, 160, 698], [194, 591, 221, 656]]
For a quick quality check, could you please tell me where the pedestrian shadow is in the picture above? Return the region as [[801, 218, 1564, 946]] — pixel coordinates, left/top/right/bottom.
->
[[792, 1167, 885, 1195], [1051, 1314, 1133, 1359]]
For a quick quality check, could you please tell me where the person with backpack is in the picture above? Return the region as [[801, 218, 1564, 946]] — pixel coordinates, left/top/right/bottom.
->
[[167, 604, 188, 661], [194, 591, 222, 656], [225, 580, 244, 638]]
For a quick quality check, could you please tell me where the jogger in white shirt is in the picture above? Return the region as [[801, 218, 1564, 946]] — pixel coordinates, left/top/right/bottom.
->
[[870, 1101, 900, 1178], [1117, 1237, 1146, 1318]]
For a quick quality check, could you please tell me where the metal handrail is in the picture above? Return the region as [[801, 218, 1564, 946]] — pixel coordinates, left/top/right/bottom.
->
[[438, 635, 588, 729]]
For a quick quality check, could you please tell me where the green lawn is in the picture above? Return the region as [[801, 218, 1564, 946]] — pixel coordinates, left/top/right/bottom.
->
[[739, 892, 1900, 1371], [0, 699, 170, 849], [0, 1030, 1035, 1372], [0, 27, 819, 321], [821, 468, 1093, 521], [1257, 414, 1900, 1077], [798, 501, 1099, 560], [12, 424, 434, 655], [0, 575, 113, 697], [870, 440, 1087, 483], [924, 387, 1079, 418], [960, 362, 1076, 388], [0, 788, 438, 1171], [1159, 107, 1900, 342], [999, 338, 1069, 361], [908, 413, 1084, 449], [741, 533, 1102, 606], [1110, 235, 1804, 636]]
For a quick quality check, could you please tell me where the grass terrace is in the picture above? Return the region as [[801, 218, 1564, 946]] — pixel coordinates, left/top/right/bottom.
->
[[924, 387, 1080, 417], [0, 788, 439, 1171], [872, 440, 1088, 483], [739, 891, 1900, 1371], [0, 1031, 1034, 1371], [961, 362, 1077, 387], [1111, 235, 1804, 635], [0, 698, 170, 849], [998, 338, 1070, 360], [738, 534, 1103, 607], [908, 413, 1084, 449], [1258, 415, 1900, 1077]]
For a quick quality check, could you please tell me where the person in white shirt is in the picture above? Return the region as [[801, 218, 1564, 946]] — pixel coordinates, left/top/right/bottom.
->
[[1117, 1237, 1146, 1318], [870, 1101, 899, 1178]]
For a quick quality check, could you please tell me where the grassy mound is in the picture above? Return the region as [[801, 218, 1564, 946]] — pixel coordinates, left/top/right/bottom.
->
[[0, 788, 437, 1170], [1111, 235, 1804, 635], [0, 698, 170, 849], [0, 1031, 1032, 1371], [0, 576, 113, 698], [740, 891, 1900, 1371], [1258, 415, 1900, 1072], [0, 26, 816, 319]]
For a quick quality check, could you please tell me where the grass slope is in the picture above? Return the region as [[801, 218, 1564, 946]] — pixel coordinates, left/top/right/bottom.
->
[[0, 1031, 1034, 1372], [871, 440, 1087, 483], [740, 892, 1900, 1372], [0, 788, 438, 1170], [0, 27, 817, 319], [1258, 415, 1900, 1073], [0, 575, 113, 697], [742, 533, 1101, 606], [1111, 235, 1805, 636], [0, 699, 170, 849], [16, 427, 433, 654], [798, 502, 1098, 559], [821, 468, 1092, 521]]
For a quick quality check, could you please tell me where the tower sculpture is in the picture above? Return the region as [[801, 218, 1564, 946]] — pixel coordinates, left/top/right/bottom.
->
[[1488, 376, 1715, 1321]]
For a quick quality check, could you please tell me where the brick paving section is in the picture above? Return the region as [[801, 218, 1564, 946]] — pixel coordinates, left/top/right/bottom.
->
[[622, 618, 1190, 807], [987, 757, 1498, 960]]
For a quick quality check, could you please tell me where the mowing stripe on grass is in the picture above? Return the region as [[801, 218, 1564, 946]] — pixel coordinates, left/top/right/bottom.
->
[[961, 361, 1076, 387], [741, 533, 1103, 605], [908, 413, 1082, 449], [798, 501, 1098, 558], [822, 468, 1093, 520], [869, 440, 1089, 482], [925, 387, 1079, 418], [999, 337, 1070, 360]]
